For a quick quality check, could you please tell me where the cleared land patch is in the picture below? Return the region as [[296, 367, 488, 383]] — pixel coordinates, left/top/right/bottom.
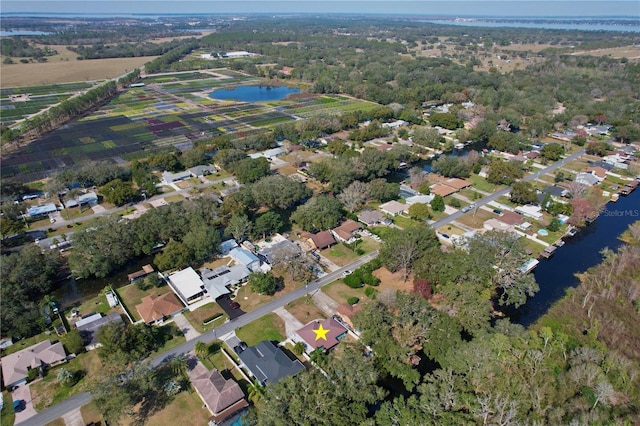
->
[[0, 56, 156, 87]]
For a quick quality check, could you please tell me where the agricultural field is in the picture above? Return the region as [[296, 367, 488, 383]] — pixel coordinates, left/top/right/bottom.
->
[[0, 82, 95, 127], [2, 71, 380, 182]]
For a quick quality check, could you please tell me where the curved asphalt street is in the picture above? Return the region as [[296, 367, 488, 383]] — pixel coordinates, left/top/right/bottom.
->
[[17, 149, 585, 425]]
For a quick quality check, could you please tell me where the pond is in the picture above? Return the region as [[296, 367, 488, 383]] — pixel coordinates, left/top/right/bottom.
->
[[209, 85, 300, 102]]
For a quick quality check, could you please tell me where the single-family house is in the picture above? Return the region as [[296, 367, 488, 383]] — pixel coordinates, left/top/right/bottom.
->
[[429, 184, 457, 197], [515, 205, 544, 221], [306, 230, 336, 250], [237, 341, 305, 386], [136, 293, 184, 324], [483, 218, 517, 234], [525, 151, 540, 160], [405, 194, 434, 205], [201, 265, 248, 299], [442, 178, 472, 191], [358, 210, 385, 226], [188, 165, 217, 178], [229, 247, 261, 273], [575, 172, 601, 187], [335, 303, 362, 330], [167, 267, 207, 305], [332, 220, 362, 243], [496, 210, 525, 226], [583, 166, 608, 180], [64, 191, 98, 209], [27, 203, 58, 217], [77, 313, 124, 351], [2, 340, 67, 388], [162, 170, 191, 185], [379, 200, 408, 216], [127, 264, 155, 283], [259, 240, 301, 265], [189, 364, 249, 424], [220, 239, 239, 255], [296, 318, 347, 352], [538, 186, 570, 205], [589, 161, 614, 171]]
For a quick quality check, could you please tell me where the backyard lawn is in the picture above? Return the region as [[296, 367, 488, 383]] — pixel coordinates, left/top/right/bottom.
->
[[235, 313, 285, 346], [469, 174, 500, 193], [1, 391, 15, 426], [116, 281, 173, 322]]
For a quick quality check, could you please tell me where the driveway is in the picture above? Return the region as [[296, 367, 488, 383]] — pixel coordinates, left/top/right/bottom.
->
[[274, 307, 305, 340], [172, 313, 200, 341], [62, 407, 84, 426], [311, 290, 339, 316], [217, 295, 246, 320], [12, 383, 37, 423]]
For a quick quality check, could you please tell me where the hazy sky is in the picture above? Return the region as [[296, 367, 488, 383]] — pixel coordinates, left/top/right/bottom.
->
[[2, 1, 639, 17]]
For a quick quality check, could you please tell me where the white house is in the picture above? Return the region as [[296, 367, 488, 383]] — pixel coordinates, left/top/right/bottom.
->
[[514, 205, 544, 221], [405, 194, 434, 205], [379, 200, 408, 216], [162, 170, 192, 185], [229, 247, 262, 273], [167, 267, 207, 305]]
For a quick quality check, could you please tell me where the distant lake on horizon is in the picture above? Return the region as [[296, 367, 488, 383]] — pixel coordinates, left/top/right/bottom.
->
[[209, 85, 300, 102], [0, 30, 52, 36], [425, 20, 640, 32]]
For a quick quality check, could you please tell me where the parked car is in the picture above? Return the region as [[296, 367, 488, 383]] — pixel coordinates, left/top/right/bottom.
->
[[13, 400, 26, 413], [230, 301, 240, 309]]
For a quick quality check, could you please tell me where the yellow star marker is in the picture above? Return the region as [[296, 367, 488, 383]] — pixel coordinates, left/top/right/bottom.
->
[[313, 324, 330, 341]]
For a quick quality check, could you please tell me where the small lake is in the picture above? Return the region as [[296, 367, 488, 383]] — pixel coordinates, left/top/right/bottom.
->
[[509, 188, 640, 326], [209, 85, 300, 102], [0, 30, 52, 36]]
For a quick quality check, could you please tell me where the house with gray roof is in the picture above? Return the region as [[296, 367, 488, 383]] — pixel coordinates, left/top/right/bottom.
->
[[2, 340, 67, 388], [259, 240, 301, 265], [162, 170, 192, 185], [237, 340, 305, 386], [188, 165, 217, 177], [201, 265, 248, 299], [229, 247, 261, 272], [76, 312, 124, 351]]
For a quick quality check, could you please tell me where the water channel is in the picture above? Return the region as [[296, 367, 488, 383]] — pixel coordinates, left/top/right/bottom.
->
[[511, 188, 640, 326]]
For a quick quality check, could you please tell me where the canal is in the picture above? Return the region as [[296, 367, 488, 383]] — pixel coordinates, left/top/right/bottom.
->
[[510, 188, 640, 326]]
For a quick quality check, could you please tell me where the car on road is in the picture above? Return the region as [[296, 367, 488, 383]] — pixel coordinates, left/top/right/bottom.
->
[[461, 203, 476, 213], [342, 270, 352, 277], [230, 301, 240, 309]]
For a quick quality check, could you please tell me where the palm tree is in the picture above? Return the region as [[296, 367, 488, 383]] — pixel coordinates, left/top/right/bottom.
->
[[194, 341, 208, 360], [292, 341, 305, 356], [309, 348, 328, 367], [168, 354, 188, 380], [247, 379, 265, 404]]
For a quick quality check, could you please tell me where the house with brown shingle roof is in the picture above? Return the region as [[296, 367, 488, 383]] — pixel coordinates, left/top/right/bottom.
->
[[496, 210, 525, 226], [136, 293, 184, 324], [306, 230, 336, 250], [2, 340, 67, 388], [295, 318, 347, 352], [582, 166, 608, 180], [442, 178, 472, 190], [336, 303, 362, 330], [189, 363, 248, 424], [429, 184, 457, 197], [332, 219, 362, 243]]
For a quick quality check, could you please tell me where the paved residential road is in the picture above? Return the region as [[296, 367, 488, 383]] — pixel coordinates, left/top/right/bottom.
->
[[17, 251, 379, 426], [429, 149, 585, 230], [19, 150, 585, 425]]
